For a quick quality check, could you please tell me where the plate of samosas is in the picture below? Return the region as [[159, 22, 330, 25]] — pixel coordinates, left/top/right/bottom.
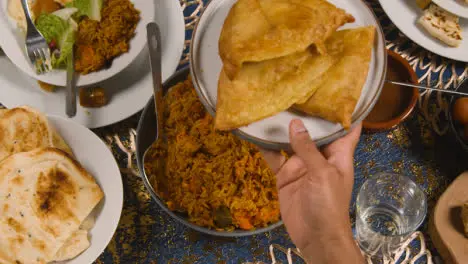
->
[[190, 0, 386, 149]]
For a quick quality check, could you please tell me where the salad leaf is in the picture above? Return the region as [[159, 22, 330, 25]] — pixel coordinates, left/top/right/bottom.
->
[[66, 0, 103, 21], [35, 14, 67, 43], [52, 21, 77, 68], [52, 7, 78, 21]]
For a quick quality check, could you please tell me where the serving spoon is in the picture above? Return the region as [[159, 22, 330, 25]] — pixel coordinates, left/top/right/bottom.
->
[[140, 23, 234, 225], [141, 22, 164, 166], [387, 79, 468, 96]]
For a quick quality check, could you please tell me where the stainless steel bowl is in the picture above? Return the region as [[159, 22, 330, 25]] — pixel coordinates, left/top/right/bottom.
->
[[136, 67, 283, 237]]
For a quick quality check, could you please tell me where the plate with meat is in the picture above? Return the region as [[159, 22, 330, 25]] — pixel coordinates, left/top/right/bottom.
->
[[0, 0, 185, 128], [1, 0, 154, 86]]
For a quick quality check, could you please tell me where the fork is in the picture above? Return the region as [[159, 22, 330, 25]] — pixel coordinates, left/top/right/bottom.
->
[[20, 0, 52, 74]]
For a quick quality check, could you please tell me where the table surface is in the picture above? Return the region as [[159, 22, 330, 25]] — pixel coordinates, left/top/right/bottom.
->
[[2, 0, 468, 263]]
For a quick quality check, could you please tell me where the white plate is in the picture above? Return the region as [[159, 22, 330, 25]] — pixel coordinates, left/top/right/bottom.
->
[[432, 0, 468, 19], [0, 0, 155, 86], [379, 0, 468, 62], [47, 115, 123, 264], [0, 0, 185, 128], [190, 0, 386, 149]]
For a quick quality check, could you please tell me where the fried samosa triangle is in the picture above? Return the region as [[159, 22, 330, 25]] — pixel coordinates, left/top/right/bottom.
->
[[215, 47, 340, 131], [218, 0, 355, 79], [215, 26, 375, 131], [294, 26, 376, 129]]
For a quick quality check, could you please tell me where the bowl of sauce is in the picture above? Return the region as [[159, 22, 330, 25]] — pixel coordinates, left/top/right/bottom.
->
[[363, 50, 419, 131]]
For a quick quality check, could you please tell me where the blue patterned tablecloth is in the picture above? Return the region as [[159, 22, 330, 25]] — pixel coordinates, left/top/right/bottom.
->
[[2, 0, 468, 263]]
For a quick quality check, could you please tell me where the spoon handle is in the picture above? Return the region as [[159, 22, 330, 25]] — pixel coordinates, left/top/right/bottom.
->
[[66, 51, 76, 117], [147, 22, 164, 138], [387, 80, 468, 96]]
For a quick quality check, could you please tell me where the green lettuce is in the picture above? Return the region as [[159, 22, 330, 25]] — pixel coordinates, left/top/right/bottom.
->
[[52, 7, 79, 21], [35, 13, 78, 68], [52, 21, 77, 68], [66, 0, 103, 21], [35, 14, 67, 43]]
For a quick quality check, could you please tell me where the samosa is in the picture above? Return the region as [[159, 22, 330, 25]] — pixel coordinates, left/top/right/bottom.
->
[[218, 0, 354, 79], [215, 26, 375, 130]]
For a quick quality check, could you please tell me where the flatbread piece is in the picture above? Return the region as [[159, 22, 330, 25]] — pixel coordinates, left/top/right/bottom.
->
[[0, 106, 73, 162], [0, 148, 104, 264], [418, 4, 462, 47]]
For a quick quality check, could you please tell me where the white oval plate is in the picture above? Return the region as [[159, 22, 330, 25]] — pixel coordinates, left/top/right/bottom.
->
[[47, 115, 123, 264], [432, 0, 468, 19], [0, 0, 155, 87], [0, 0, 185, 128], [379, 0, 468, 62], [190, 0, 386, 149]]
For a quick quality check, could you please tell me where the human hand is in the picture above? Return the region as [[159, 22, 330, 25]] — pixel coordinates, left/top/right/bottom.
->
[[261, 119, 363, 264]]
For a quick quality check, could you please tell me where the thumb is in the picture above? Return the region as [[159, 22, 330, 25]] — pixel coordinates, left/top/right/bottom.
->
[[289, 119, 327, 170]]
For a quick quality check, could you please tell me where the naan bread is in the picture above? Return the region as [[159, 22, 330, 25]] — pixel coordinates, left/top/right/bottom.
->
[[418, 4, 462, 47], [0, 106, 73, 162], [295, 26, 375, 129], [53, 230, 90, 262], [215, 47, 338, 130], [0, 148, 104, 264], [219, 0, 354, 79], [53, 211, 97, 261]]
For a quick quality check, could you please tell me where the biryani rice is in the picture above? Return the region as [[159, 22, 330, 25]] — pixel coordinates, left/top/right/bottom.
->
[[144, 77, 281, 231]]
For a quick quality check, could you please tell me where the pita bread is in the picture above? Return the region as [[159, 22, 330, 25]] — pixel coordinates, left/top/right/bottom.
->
[[215, 47, 338, 130], [219, 0, 354, 79], [294, 26, 375, 129], [0, 148, 104, 264], [0, 106, 73, 162]]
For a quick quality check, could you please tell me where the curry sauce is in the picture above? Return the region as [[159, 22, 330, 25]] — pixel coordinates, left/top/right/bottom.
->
[[365, 59, 414, 123]]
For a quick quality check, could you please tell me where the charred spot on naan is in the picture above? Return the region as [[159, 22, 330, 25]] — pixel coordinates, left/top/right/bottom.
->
[[31, 239, 47, 253], [10, 175, 24, 186], [6, 218, 25, 233], [34, 167, 79, 225], [3, 204, 10, 214], [36, 148, 95, 183], [8, 236, 25, 252]]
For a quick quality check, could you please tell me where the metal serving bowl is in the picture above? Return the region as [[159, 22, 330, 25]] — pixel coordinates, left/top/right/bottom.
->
[[135, 67, 283, 237]]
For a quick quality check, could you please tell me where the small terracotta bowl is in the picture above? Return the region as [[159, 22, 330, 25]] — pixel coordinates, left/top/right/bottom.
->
[[363, 49, 419, 131]]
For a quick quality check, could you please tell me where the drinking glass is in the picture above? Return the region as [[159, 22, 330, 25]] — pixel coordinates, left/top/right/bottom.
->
[[355, 173, 427, 257]]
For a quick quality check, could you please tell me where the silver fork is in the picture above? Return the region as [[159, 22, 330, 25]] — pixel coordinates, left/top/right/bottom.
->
[[20, 0, 52, 74]]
